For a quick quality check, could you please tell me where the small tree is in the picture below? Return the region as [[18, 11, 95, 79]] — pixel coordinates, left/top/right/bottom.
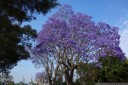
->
[[32, 5, 125, 85]]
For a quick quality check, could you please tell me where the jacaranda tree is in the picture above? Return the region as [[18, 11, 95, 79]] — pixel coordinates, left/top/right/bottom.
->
[[31, 5, 125, 85]]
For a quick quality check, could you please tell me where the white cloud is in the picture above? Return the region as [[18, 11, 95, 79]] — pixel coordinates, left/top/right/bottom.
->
[[119, 19, 128, 58]]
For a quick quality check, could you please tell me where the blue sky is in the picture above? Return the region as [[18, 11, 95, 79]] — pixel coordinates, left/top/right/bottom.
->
[[10, 0, 128, 83]]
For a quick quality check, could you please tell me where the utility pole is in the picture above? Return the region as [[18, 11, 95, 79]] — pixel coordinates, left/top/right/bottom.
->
[[23, 76, 25, 84], [30, 76, 33, 85]]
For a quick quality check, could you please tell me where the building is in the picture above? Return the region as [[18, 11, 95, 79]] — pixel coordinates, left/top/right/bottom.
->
[[35, 71, 49, 85]]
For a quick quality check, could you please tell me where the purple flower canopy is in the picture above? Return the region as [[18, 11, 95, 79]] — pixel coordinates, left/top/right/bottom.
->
[[33, 5, 125, 62]]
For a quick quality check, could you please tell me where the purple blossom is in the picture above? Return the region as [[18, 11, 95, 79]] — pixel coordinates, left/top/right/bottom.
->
[[31, 4, 125, 66]]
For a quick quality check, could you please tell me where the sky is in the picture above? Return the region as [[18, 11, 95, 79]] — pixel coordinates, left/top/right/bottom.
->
[[10, 0, 128, 83]]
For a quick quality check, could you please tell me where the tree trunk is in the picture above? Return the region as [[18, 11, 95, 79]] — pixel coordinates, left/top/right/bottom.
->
[[48, 74, 53, 85], [66, 81, 72, 85], [64, 69, 74, 85]]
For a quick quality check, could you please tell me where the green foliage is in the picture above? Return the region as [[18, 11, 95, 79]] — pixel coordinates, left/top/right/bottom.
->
[[0, 20, 37, 72], [96, 56, 128, 82], [0, 0, 59, 72], [8, 81, 15, 85], [76, 57, 128, 84], [0, 0, 59, 22], [75, 79, 81, 85], [76, 62, 99, 85]]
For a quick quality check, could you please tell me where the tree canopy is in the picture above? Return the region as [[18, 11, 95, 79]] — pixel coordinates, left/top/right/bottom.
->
[[0, 0, 59, 72], [32, 5, 125, 85]]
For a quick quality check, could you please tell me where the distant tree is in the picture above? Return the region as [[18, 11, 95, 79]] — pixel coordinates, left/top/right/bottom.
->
[[0, 0, 59, 72], [32, 5, 125, 85]]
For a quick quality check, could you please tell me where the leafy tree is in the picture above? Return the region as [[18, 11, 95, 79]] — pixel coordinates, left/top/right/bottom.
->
[[32, 5, 124, 85], [0, 0, 59, 22], [7, 80, 15, 85], [0, 0, 59, 72], [96, 56, 128, 82], [76, 57, 128, 84], [76, 62, 99, 85]]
